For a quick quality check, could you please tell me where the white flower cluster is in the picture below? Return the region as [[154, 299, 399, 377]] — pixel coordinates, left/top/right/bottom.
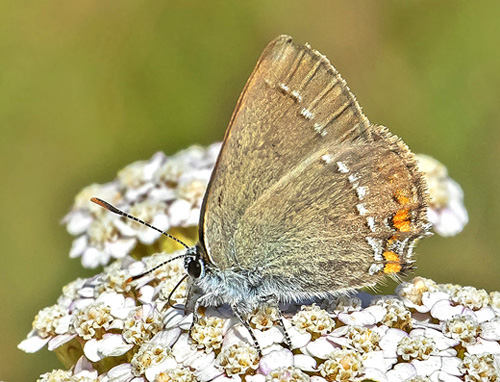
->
[[64, 144, 221, 268], [19, 145, 485, 382], [20, 258, 500, 382]]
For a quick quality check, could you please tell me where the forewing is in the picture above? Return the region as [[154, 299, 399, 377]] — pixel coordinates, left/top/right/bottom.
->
[[200, 35, 375, 268]]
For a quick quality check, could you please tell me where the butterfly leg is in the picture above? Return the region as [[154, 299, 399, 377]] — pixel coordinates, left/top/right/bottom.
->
[[188, 292, 214, 337], [231, 303, 262, 356], [257, 294, 292, 349]]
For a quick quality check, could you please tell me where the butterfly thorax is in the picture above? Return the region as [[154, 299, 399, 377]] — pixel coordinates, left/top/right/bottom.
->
[[186, 242, 335, 316]]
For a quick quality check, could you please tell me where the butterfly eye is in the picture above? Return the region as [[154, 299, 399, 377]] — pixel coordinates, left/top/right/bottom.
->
[[186, 257, 204, 278]]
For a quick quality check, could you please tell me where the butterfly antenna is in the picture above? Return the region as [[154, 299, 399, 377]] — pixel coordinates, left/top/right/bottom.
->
[[125, 253, 190, 282], [90, 197, 190, 250]]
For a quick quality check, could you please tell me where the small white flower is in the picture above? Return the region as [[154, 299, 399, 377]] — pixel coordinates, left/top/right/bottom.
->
[[123, 304, 163, 346], [410, 327, 459, 351], [72, 301, 114, 340], [190, 315, 227, 353], [396, 335, 437, 361], [318, 349, 362, 382], [250, 305, 280, 331], [396, 277, 439, 312], [452, 286, 490, 311], [286, 324, 312, 349], [460, 352, 500, 381], [442, 315, 480, 346], [176, 175, 211, 206], [130, 342, 176, 378], [216, 342, 260, 376], [32, 304, 72, 339], [71, 214, 137, 268], [322, 294, 362, 314], [118, 152, 165, 202], [139, 251, 185, 281], [489, 291, 500, 315], [345, 325, 380, 353], [374, 298, 412, 330], [58, 278, 88, 307], [292, 305, 335, 337], [96, 264, 134, 295]]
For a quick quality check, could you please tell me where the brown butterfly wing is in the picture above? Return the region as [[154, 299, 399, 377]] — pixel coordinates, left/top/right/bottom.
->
[[199, 35, 429, 292]]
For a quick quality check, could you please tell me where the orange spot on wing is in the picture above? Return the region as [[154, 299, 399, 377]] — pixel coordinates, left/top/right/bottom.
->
[[383, 251, 402, 274], [392, 190, 412, 231], [384, 263, 402, 273], [383, 251, 399, 262], [393, 209, 411, 232]]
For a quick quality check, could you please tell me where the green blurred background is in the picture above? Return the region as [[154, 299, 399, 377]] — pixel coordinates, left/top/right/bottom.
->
[[2, 1, 499, 380]]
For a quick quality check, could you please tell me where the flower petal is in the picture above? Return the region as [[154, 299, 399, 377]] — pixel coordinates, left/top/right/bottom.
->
[[18, 336, 50, 353], [259, 348, 294, 374], [47, 334, 77, 350], [411, 356, 442, 376], [386, 363, 417, 382], [287, 325, 311, 349], [361, 367, 389, 382], [304, 337, 337, 359], [84, 334, 134, 362], [107, 363, 134, 382], [293, 353, 317, 371], [363, 350, 397, 372], [466, 338, 500, 354]]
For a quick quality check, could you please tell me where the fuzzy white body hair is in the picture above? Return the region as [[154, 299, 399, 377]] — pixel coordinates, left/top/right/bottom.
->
[[189, 263, 342, 317]]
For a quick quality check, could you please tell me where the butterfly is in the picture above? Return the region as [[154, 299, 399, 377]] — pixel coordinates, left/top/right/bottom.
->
[[93, 35, 430, 352]]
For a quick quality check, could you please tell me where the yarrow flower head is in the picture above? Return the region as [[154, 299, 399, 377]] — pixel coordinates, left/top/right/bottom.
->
[[415, 153, 468, 237], [19, 145, 492, 381]]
